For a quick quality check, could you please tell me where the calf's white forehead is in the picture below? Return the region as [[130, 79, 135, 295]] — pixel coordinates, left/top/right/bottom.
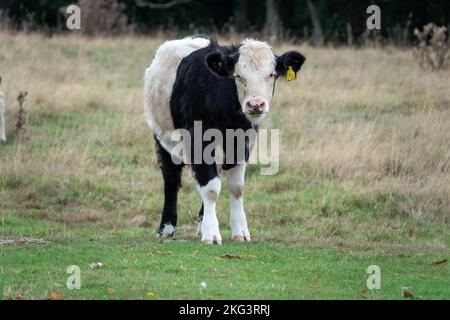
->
[[236, 39, 275, 76]]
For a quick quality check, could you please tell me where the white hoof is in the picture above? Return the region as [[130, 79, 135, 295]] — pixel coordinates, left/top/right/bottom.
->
[[231, 230, 251, 242], [231, 219, 251, 242], [232, 234, 251, 242], [201, 217, 222, 245], [157, 224, 175, 242]]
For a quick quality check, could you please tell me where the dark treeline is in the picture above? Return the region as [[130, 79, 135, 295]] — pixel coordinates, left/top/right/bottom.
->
[[0, 0, 449, 45]]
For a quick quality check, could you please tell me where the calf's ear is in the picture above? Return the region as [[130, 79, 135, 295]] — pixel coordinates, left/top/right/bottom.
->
[[205, 51, 238, 78], [275, 51, 306, 81]]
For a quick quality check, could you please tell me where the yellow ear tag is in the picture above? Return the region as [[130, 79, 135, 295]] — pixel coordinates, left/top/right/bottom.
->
[[284, 66, 297, 81]]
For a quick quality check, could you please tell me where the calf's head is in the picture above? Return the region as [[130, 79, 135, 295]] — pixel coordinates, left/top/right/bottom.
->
[[205, 39, 305, 124]]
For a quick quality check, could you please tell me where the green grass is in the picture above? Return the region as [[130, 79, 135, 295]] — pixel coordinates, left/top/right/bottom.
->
[[1, 217, 449, 300], [1, 219, 449, 300]]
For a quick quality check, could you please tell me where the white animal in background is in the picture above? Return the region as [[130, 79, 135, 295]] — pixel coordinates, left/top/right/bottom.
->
[[0, 76, 6, 144]]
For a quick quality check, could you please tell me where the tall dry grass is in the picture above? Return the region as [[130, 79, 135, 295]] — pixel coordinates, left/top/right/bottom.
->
[[274, 45, 450, 222]]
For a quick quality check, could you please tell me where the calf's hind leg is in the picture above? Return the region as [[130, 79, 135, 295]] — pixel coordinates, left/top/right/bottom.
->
[[155, 137, 183, 241]]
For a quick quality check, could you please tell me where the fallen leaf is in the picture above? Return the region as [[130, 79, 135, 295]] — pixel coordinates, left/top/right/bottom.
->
[[431, 258, 448, 265], [310, 284, 320, 289], [147, 291, 157, 297], [107, 288, 115, 295], [15, 293, 23, 300], [152, 249, 173, 255], [50, 291, 64, 300], [220, 254, 242, 259], [402, 289, 413, 298]]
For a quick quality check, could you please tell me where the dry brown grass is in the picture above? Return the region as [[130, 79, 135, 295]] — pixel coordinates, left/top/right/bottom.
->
[[275, 45, 450, 222]]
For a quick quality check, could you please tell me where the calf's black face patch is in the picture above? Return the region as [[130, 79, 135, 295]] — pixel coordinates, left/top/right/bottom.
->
[[275, 51, 306, 79], [205, 51, 239, 78]]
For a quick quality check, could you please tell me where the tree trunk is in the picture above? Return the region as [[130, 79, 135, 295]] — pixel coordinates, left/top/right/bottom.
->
[[306, 0, 324, 46], [235, 0, 249, 33], [265, 0, 282, 41]]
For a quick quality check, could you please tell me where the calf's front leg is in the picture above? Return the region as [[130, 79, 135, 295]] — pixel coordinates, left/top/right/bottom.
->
[[193, 163, 222, 245], [226, 164, 251, 242]]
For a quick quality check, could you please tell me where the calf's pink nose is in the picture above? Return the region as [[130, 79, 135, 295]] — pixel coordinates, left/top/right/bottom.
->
[[246, 99, 266, 114]]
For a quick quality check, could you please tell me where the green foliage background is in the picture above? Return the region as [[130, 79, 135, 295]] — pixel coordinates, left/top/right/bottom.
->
[[1, 0, 449, 44]]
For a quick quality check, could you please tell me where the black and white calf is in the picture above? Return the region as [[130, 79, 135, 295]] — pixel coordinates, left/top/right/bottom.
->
[[144, 35, 305, 244]]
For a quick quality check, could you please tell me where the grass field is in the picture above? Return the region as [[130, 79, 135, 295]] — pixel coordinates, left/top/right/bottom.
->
[[0, 33, 449, 299]]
